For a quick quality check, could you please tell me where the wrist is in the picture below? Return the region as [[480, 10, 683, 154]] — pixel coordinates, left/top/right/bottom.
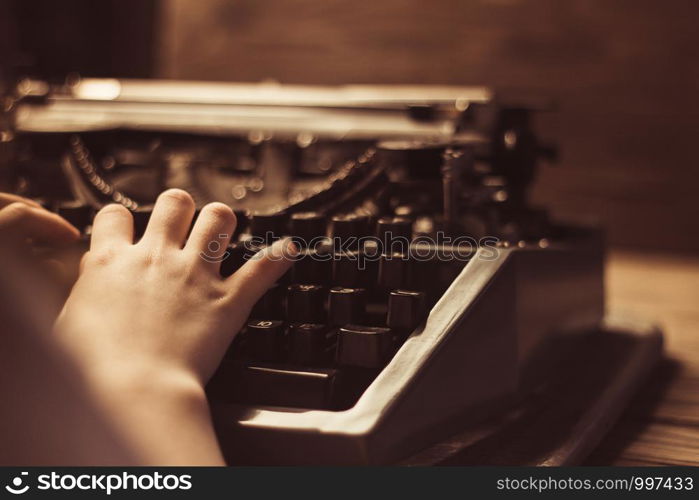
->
[[83, 359, 208, 408], [79, 361, 223, 465]]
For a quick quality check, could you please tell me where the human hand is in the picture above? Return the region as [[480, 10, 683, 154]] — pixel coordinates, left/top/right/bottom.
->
[[0, 193, 80, 250], [56, 188, 295, 385], [0, 193, 82, 295], [53, 189, 295, 464]]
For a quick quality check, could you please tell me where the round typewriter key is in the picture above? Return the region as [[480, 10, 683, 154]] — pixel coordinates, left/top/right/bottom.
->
[[387, 290, 426, 331], [245, 319, 285, 361], [329, 287, 366, 327], [249, 211, 288, 244], [350, 214, 371, 240], [376, 216, 412, 254], [332, 251, 366, 288], [378, 252, 410, 290], [331, 214, 367, 252], [288, 323, 335, 365], [289, 211, 327, 248], [287, 284, 326, 324], [291, 248, 331, 285], [251, 283, 285, 320], [336, 325, 394, 369]]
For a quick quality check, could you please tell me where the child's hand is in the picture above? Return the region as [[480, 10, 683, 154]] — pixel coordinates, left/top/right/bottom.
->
[[0, 193, 79, 250], [0, 193, 82, 294], [54, 189, 295, 464]]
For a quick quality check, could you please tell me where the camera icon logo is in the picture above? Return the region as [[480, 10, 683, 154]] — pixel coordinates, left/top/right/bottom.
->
[[5, 472, 29, 495]]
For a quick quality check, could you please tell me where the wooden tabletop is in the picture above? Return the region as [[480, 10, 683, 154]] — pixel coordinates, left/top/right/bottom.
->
[[586, 250, 699, 465]]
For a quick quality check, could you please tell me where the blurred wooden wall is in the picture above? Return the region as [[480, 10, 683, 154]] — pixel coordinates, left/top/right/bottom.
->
[[157, 0, 699, 253]]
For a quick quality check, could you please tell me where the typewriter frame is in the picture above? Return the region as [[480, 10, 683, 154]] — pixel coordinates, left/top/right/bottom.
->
[[3, 79, 640, 465], [212, 226, 605, 465]]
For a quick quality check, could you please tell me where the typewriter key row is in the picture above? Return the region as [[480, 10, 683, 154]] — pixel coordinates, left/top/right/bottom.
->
[[209, 285, 426, 409]]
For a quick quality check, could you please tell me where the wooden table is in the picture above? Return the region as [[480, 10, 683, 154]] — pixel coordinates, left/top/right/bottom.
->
[[586, 250, 699, 465]]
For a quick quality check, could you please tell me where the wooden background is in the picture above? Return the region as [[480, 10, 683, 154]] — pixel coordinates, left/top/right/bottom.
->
[[156, 0, 699, 253]]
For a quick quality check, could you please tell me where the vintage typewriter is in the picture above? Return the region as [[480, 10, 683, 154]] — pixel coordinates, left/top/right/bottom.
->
[[1, 78, 662, 465]]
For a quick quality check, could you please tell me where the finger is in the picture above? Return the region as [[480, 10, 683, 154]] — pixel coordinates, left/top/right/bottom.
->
[[140, 189, 195, 249], [226, 238, 298, 310], [184, 202, 236, 268], [0, 202, 80, 246], [90, 204, 134, 252], [0, 193, 42, 210]]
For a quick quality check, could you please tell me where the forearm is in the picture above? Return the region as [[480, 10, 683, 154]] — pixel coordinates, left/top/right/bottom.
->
[[84, 364, 224, 466]]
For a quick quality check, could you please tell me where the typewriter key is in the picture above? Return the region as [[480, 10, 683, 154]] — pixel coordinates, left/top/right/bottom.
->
[[387, 290, 426, 332], [336, 325, 394, 369], [245, 319, 285, 362], [287, 284, 326, 324], [288, 323, 335, 365], [328, 287, 366, 327], [289, 212, 327, 248]]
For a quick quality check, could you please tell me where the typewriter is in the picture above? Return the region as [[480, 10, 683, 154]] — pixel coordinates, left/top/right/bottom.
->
[[1, 78, 661, 465]]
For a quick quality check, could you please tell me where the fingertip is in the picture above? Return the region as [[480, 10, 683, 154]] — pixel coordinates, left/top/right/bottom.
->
[[24, 198, 42, 209], [90, 203, 134, 250], [206, 202, 235, 217], [266, 237, 298, 261], [201, 202, 237, 231], [157, 188, 195, 209], [284, 237, 299, 258], [65, 222, 81, 240], [226, 238, 297, 302], [45, 210, 81, 242], [0, 193, 41, 210], [96, 203, 132, 218]]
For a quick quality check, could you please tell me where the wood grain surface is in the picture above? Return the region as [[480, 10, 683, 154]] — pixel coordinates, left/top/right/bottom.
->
[[586, 250, 699, 465]]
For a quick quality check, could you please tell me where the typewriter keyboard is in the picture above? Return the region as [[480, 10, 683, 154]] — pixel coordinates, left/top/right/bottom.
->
[[206, 211, 468, 411]]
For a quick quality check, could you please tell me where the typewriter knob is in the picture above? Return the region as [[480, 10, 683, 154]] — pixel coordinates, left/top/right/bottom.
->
[[289, 211, 326, 248], [331, 214, 368, 251], [336, 325, 394, 369], [376, 216, 412, 253], [288, 323, 334, 365], [245, 319, 285, 361], [328, 287, 366, 327], [332, 251, 365, 288], [291, 248, 331, 285], [387, 290, 426, 331], [249, 211, 287, 244], [287, 284, 326, 324], [251, 283, 285, 320], [378, 252, 410, 290]]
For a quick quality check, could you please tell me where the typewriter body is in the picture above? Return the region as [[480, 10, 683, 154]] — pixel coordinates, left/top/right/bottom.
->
[[2, 79, 618, 464]]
